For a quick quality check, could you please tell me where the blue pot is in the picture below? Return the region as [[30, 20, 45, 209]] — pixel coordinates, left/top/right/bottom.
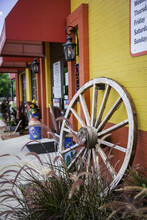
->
[[29, 126, 41, 140]]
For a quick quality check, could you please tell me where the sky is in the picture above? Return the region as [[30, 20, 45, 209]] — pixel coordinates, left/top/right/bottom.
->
[[0, 0, 18, 35]]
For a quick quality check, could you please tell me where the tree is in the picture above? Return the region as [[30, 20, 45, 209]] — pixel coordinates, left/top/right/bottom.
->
[[0, 73, 11, 97]]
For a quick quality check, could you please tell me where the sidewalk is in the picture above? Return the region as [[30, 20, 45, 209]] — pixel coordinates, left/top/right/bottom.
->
[[0, 120, 57, 214], [0, 119, 5, 131], [0, 120, 56, 166]]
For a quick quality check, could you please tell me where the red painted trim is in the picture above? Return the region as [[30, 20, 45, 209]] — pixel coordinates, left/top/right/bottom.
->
[[133, 129, 147, 169], [67, 4, 89, 124], [105, 122, 147, 172], [0, 67, 24, 73], [1, 57, 33, 62], [0, 57, 33, 68], [39, 58, 48, 137]]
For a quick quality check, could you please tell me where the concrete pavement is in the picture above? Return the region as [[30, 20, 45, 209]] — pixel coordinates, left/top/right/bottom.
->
[[0, 120, 57, 163], [0, 120, 57, 216]]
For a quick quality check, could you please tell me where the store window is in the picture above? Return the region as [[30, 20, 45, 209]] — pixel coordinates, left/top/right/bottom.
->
[[31, 70, 37, 101], [63, 65, 69, 111], [52, 61, 69, 112]]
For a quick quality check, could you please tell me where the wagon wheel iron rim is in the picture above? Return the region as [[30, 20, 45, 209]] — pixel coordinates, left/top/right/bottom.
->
[[59, 77, 138, 190]]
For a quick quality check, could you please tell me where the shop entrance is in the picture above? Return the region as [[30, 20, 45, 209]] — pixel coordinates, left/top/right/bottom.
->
[[50, 43, 69, 131]]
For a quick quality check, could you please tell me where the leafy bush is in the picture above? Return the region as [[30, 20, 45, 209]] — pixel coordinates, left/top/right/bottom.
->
[[0, 99, 28, 129], [0, 98, 11, 125]]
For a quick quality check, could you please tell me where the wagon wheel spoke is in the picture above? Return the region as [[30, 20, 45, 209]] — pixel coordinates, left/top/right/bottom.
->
[[95, 85, 111, 128], [92, 148, 100, 172], [86, 149, 91, 172], [98, 119, 129, 137], [67, 147, 85, 170], [91, 84, 98, 126], [61, 143, 79, 154], [97, 146, 117, 179], [70, 107, 86, 127], [79, 94, 91, 126], [97, 97, 123, 131], [63, 128, 72, 133], [97, 139, 127, 153], [63, 127, 78, 136]]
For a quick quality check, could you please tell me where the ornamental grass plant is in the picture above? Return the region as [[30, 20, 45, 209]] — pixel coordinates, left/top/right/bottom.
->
[[0, 149, 146, 219], [0, 112, 146, 219], [0, 152, 112, 220]]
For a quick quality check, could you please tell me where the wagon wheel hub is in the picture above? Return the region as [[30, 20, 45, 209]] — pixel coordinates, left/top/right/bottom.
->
[[77, 126, 98, 149]]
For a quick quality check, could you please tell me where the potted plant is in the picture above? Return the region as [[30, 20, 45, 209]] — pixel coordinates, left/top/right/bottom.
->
[[28, 99, 41, 140], [0, 98, 17, 131]]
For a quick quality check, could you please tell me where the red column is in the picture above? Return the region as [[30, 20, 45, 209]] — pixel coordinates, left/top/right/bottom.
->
[[67, 4, 89, 125]]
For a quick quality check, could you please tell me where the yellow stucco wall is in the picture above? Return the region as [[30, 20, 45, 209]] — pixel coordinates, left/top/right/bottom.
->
[[25, 68, 32, 102], [45, 42, 52, 108], [71, 0, 147, 131]]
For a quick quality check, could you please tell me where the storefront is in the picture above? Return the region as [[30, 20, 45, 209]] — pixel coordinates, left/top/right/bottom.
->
[[67, 0, 147, 171], [0, 0, 147, 171]]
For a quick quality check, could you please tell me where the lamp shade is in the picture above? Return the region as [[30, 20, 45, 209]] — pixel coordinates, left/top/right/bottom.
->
[[32, 58, 39, 73], [63, 35, 76, 62]]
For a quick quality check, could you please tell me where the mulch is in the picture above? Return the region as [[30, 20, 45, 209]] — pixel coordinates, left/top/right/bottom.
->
[[1, 134, 21, 141], [0, 125, 29, 140]]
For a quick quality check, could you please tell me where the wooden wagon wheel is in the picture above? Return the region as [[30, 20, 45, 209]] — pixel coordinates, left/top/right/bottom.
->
[[59, 77, 137, 190]]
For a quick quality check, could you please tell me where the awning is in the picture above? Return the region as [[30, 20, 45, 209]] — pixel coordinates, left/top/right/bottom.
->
[[0, 57, 33, 68], [0, 0, 70, 57], [0, 67, 24, 73]]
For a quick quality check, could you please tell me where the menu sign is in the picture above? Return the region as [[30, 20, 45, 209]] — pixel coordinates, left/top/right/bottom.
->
[[130, 0, 147, 57], [53, 61, 62, 98]]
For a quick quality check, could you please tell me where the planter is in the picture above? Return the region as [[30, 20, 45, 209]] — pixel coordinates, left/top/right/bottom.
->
[[29, 126, 41, 140], [29, 117, 41, 140]]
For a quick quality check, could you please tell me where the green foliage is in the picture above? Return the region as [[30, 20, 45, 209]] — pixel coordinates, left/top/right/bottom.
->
[[0, 73, 11, 97], [0, 100, 28, 129], [11, 100, 16, 109], [0, 98, 11, 125], [126, 165, 147, 188]]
